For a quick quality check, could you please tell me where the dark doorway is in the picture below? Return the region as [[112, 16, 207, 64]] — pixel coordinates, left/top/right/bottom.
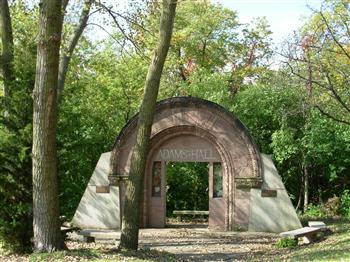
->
[[166, 162, 209, 227]]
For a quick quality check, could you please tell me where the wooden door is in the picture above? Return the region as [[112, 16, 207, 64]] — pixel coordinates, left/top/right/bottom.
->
[[209, 162, 226, 230]]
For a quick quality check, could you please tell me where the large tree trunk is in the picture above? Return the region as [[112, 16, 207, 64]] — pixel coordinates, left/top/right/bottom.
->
[[118, 0, 177, 251], [32, 0, 64, 252], [0, 0, 14, 98], [57, 0, 92, 97]]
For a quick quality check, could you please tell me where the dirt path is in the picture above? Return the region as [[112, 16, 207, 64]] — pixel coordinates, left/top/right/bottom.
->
[[70, 225, 279, 261], [137, 227, 278, 261]]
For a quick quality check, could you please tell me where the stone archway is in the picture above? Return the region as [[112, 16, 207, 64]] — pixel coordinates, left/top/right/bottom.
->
[[109, 97, 263, 231], [73, 97, 301, 233]]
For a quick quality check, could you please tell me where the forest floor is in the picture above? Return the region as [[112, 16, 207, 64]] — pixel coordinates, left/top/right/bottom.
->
[[1, 219, 350, 261]]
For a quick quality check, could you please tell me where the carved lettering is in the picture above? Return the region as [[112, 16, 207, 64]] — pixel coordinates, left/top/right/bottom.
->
[[159, 149, 216, 161]]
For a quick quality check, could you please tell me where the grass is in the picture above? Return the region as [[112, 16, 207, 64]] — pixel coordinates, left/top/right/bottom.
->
[[248, 219, 350, 261]]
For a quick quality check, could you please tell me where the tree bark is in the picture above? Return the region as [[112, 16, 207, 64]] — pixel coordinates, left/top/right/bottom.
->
[[303, 164, 309, 212], [32, 0, 64, 252], [57, 0, 92, 97], [295, 184, 302, 211], [118, 0, 177, 250], [0, 0, 14, 98]]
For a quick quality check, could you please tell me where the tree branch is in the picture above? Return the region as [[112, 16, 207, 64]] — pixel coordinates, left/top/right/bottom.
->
[[315, 105, 350, 125], [93, 1, 147, 60], [318, 10, 350, 60], [323, 69, 350, 113], [58, 0, 93, 97]]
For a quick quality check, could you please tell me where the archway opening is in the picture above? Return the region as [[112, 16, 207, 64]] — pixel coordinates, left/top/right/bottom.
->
[[166, 162, 209, 227], [147, 133, 226, 229]]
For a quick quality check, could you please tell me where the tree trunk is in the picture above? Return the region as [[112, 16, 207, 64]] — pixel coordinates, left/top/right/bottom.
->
[[32, 0, 64, 252], [118, 0, 177, 250], [295, 184, 303, 211], [303, 164, 309, 212], [0, 0, 14, 98], [57, 0, 92, 97], [318, 167, 323, 204]]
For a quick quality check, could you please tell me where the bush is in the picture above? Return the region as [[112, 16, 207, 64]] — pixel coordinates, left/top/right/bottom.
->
[[0, 2, 37, 252], [0, 119, 33, 252], [303, 204, 327, 219], [275, 237, 298, 248], [341, 190, 350, 218], [324, 196, 341, 216]]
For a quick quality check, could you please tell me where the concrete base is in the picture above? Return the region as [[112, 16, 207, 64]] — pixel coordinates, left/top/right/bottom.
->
[[72, 152, 120, 229], [248, 154, 302, 232]]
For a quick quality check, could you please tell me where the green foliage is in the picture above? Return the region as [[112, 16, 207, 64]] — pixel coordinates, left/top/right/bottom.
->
[[128, 0, 273, 102], [341, 190, 350, 218], [166, 162, 209, 216], [57, 41, 147, 218], [0, 121, 32, 252], [233, 72, 350, 207], [0, 2, 37, 252], [302, 204, 327, 219], [275, 237, 298, 249]]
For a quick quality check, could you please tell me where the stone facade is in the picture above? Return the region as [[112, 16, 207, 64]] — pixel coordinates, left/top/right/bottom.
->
[[72, 152, 120, 229]]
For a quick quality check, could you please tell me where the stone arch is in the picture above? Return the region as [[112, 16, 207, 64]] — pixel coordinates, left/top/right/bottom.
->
[[110, 97, 262, 179], [109, 97, 263, 230]]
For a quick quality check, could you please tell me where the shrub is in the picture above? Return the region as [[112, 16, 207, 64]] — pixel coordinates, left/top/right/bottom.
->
[[0, 120, 33, 252], [275, 237, 298, 248], [303, 204, 327, 219], [324, 196, 341, 216], [341, 190, 350, 218]]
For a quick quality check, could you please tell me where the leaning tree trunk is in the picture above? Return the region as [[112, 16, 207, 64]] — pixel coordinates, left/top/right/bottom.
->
[[0, 0, 14, 99], [118, 0, 177, 251], [57, 0, 92, 97], [32, 0, 64, 252]]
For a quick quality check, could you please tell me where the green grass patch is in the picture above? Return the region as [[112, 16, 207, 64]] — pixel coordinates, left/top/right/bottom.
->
[[275, 237, 298, 249]]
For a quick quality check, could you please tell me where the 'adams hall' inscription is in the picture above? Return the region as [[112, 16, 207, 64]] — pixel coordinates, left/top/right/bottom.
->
[[158, 149, 217, 161]]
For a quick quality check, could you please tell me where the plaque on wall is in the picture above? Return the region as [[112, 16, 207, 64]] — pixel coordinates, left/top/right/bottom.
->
[[261, 189, 277, 197], [235, 178, 263, 189], [96, 186, 110, 193]]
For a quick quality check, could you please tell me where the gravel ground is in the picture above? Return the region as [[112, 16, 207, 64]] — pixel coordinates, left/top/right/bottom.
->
[[137, 226, 279, 261], [0, 225, 280, 261]]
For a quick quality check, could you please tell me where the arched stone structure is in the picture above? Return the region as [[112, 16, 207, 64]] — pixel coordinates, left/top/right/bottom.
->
[[73, 97, 301, 232], [110, 97, 262, 231]]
